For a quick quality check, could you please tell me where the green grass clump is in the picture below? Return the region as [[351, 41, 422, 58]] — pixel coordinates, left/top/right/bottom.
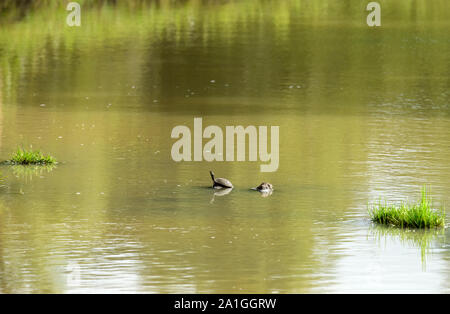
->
[[369, 188, 445, 228], [10, 148, 56, 165]]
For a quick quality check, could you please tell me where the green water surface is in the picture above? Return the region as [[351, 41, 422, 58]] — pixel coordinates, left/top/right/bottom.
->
[[0, 0, 449, 293]]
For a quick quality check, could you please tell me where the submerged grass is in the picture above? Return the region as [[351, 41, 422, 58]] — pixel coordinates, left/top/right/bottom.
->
[[369, 188, 445, 228], [9, 148, 56, 165]]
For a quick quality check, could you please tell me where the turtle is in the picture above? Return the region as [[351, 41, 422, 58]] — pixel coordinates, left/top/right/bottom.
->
[[254, 182, 273, 192], [209, 171, 233, 189]]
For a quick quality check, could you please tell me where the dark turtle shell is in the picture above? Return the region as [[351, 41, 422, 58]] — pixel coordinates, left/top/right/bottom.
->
[[214, 177, 233, 189], [210, 171, 233, 188]]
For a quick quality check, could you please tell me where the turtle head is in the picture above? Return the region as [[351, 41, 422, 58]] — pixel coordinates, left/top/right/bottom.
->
[[257, 182, 273, 191]]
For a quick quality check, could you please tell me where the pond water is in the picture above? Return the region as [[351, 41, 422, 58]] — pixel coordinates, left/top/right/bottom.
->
[[0, 0, 449, 293]]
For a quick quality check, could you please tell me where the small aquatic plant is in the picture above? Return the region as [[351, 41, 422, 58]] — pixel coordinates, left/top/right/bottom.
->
[[9, 148, 56, 165], [369, 188, 445, 228]]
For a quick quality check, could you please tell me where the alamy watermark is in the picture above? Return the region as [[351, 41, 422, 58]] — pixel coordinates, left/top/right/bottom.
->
[[66, 2, 81, 27], [366, 2, 381, 27], [66, 2, 380, 28], [65, 1, 381, 172], [171, 118, 279, 172]]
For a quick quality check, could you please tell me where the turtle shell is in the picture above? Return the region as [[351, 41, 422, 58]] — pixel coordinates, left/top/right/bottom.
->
[[214, 177, 233, 188]]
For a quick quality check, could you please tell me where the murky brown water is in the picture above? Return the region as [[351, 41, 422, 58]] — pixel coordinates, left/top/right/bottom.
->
[[0, 1, 449, 293]]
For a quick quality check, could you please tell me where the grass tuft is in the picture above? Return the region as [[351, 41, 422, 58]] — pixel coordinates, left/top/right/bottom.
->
[[9, 148, 56, 165], [369, 188, 445, 228]]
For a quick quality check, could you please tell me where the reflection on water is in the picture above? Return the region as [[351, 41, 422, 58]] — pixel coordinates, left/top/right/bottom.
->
[[0, 0, 449, 293], [258, 190, 273, 198], [0, 76, 2, 147], [10, 164, 57, 182], [369, 225, 446, 270], [210, 188, 233, 204]]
